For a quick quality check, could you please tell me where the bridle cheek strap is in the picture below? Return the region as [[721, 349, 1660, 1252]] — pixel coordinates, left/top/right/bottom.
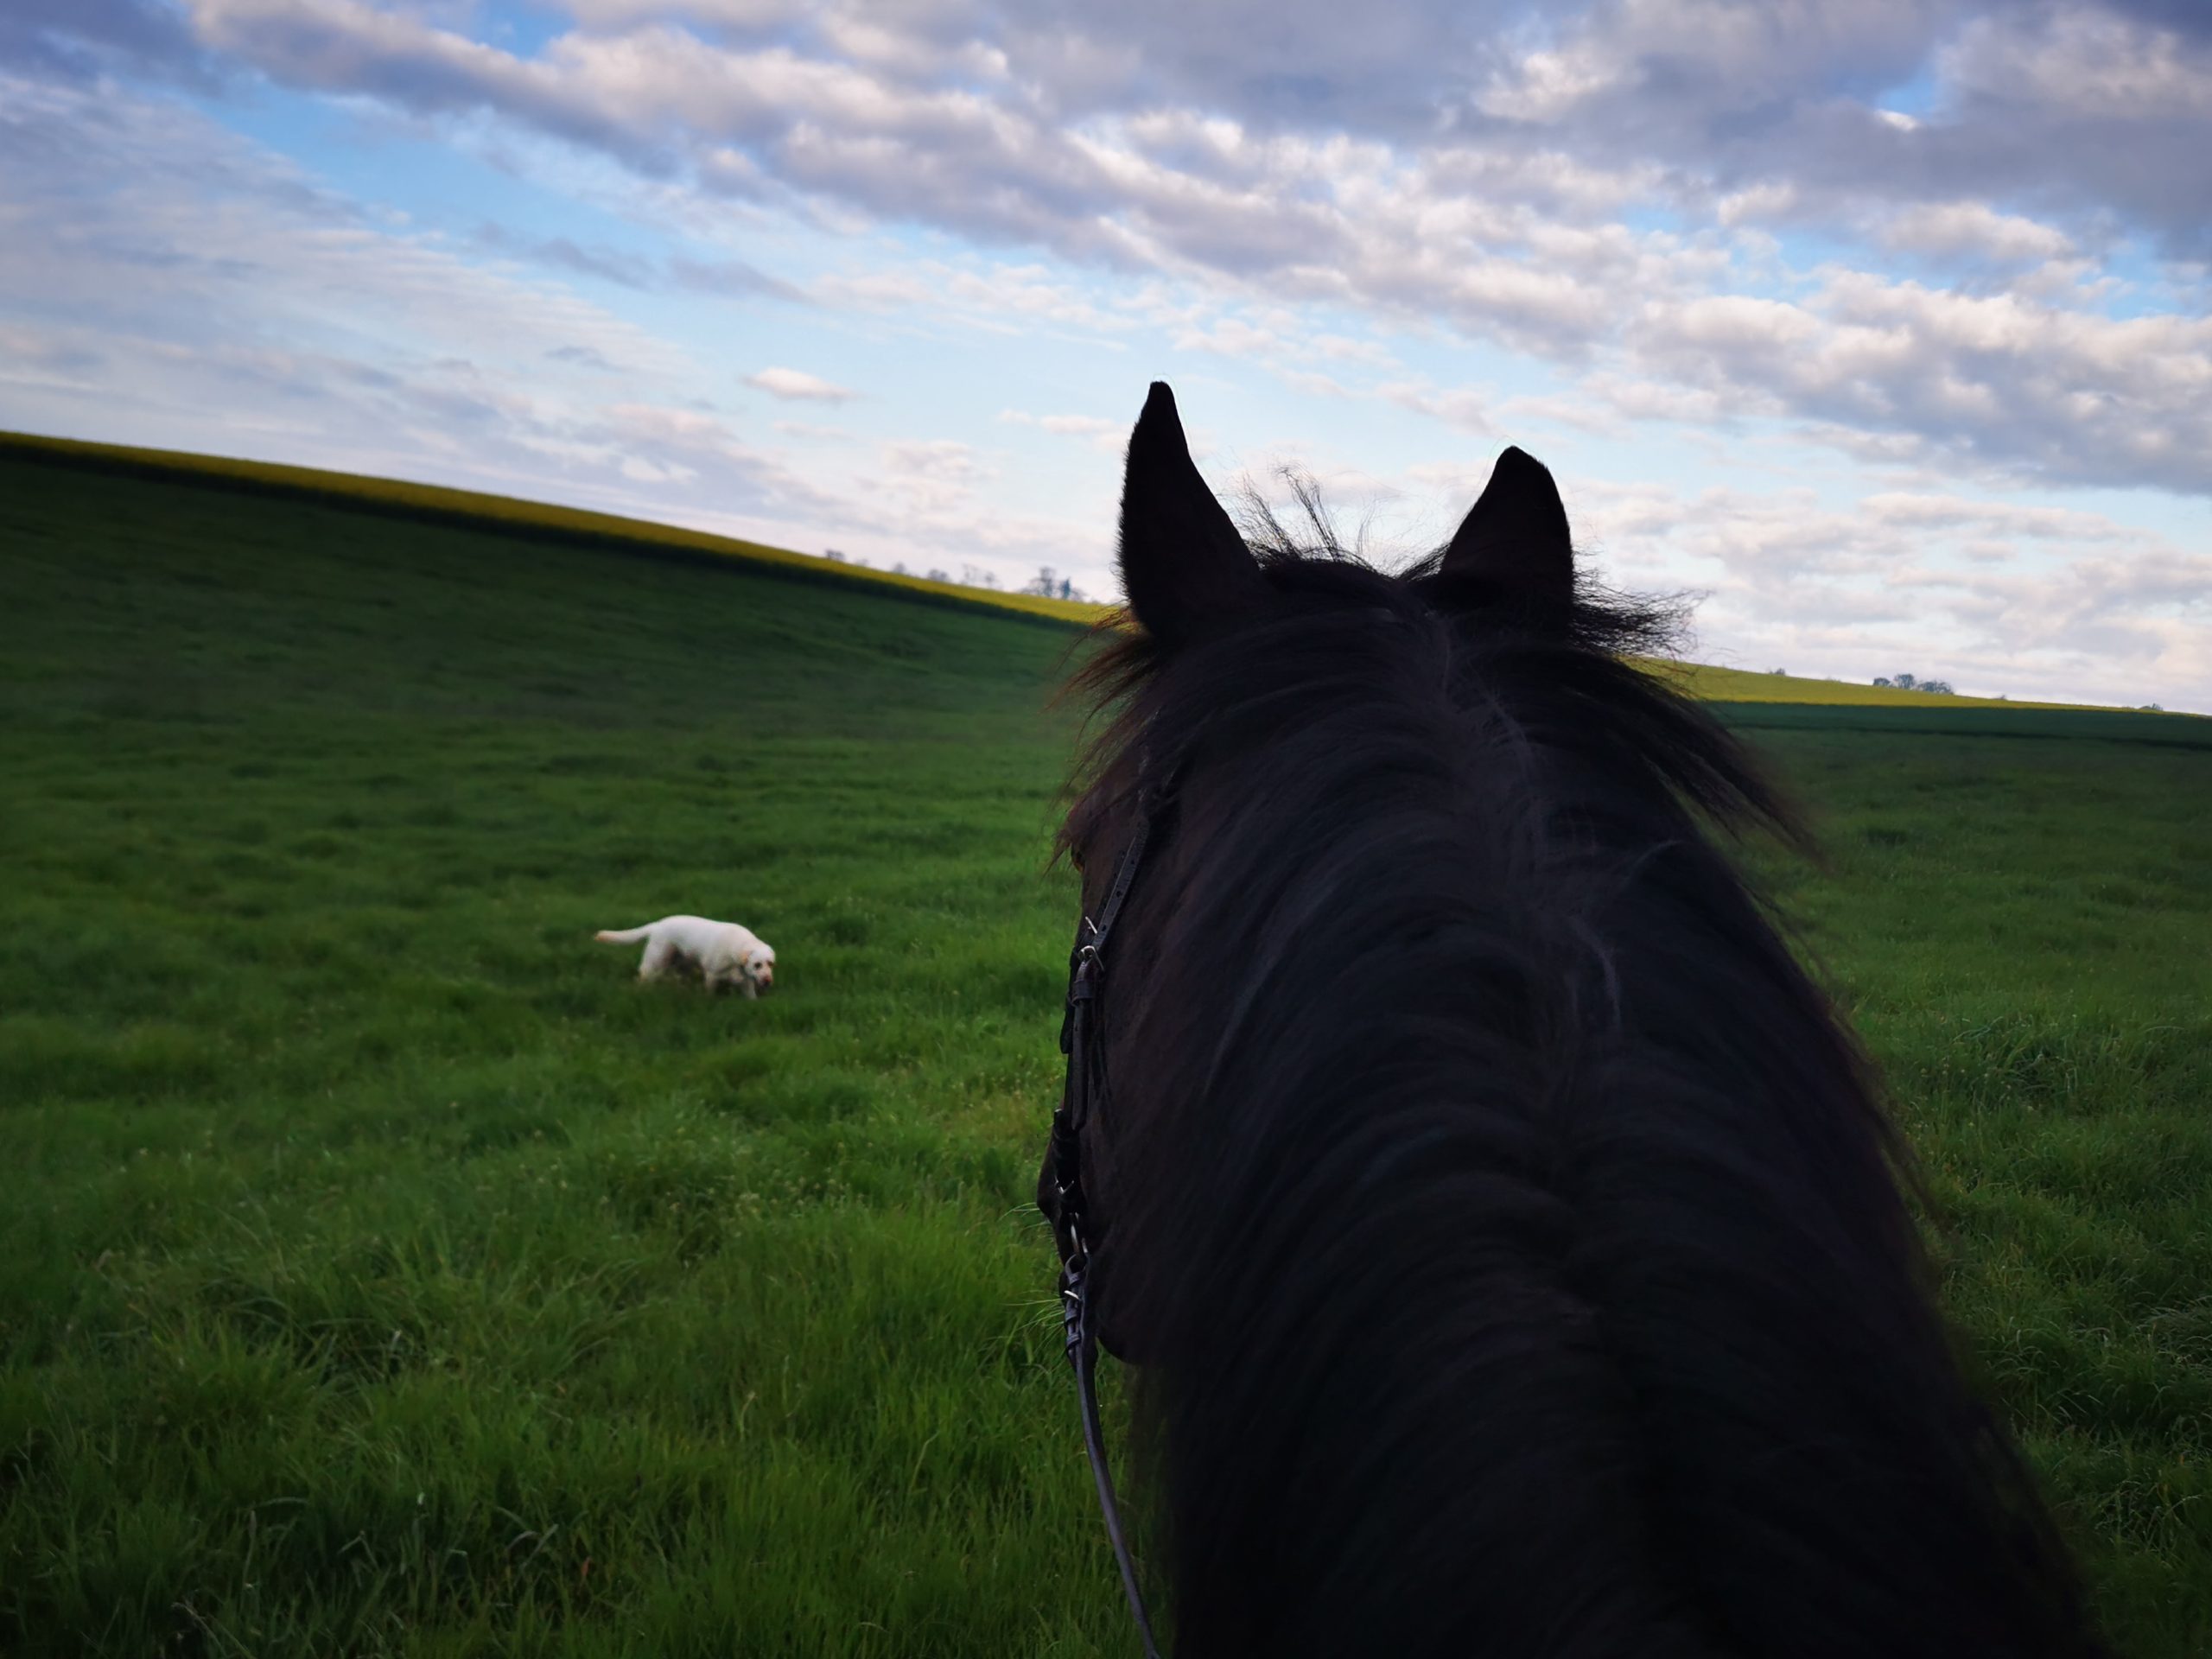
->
[[1051, 808, 1163, 1659], [1064, 1229, 1162, 1658]]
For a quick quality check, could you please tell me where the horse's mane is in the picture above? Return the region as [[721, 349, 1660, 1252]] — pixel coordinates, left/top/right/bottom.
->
[[1061, 510, 2101, 1656]]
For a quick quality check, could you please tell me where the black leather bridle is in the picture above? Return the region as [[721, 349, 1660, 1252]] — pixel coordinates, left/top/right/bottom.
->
[[1044, 791, 1165, 1659]]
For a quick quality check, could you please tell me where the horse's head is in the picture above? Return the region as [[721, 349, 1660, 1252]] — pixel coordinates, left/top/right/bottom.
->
[[1039, 381, 1600, 1365], [1034, 384, 2103, 1659]]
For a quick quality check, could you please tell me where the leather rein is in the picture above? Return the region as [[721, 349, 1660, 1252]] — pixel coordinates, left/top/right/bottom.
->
[[1044, 793, 1165, 1659]]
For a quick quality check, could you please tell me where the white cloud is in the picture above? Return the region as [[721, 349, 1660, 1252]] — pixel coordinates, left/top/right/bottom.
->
[[744, 365, 855, 401], [149, 0, 2211, 502], [1038, 414, 1117, 437], [1942, 5, 2212, 124], [999, 407, 1127, 454], [1878, 201, 2075, 264], [1376, 380, 1494, 434], [121, 4, 2177, 493], [1567, 473, 2212, 707], [1623, 272, 2212, 493]]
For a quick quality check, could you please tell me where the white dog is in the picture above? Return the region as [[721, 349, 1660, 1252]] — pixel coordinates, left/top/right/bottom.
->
[[595, 916, 777, 997]]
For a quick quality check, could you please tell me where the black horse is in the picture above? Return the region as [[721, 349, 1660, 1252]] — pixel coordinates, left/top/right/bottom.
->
[[1039, 383, 2105, 1658]]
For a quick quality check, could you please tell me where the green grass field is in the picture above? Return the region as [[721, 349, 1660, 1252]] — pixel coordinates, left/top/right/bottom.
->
[[3, 450, 2209, 1656]]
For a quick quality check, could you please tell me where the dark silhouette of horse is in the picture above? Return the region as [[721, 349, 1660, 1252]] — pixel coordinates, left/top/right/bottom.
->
[[1041, 383, 2105, 1658]]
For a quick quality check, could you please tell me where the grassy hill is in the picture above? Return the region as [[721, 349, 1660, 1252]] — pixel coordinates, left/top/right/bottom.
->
[[3, 447, 2209, 1655], [3, 429, 2133, 714], [0, 429, 1100, 628]]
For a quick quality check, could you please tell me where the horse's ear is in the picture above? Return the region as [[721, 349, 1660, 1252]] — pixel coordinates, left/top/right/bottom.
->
[[1440, 446, 1573, 607], [1118, 382, 1265, 647]]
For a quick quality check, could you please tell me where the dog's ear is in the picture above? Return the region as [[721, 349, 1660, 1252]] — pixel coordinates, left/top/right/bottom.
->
[[1119, 382, 1266, 649], [1440, 445, 1573, 610]]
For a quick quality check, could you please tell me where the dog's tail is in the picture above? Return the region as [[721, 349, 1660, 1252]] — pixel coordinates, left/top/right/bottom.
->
[[594, 925, 655, 944]]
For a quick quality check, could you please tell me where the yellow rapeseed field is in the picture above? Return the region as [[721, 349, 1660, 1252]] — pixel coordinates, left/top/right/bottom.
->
[[1640, 660, 2078, 709]]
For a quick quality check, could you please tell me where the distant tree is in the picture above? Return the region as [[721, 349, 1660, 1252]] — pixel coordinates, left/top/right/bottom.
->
[[1921, 680, 1954, 696], [823, 548, 846, 563], [1022, 566, 1063, 597], [1893, 672, 1916, 690], [891, 561, 910, 575], [925, 568, 950, 583], [1872, 677, 1894, 688], [1769, 667, 1788, 676], [2144, 702, 2164, 711]]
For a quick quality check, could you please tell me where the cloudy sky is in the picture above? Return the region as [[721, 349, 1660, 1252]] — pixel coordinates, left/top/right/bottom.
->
[[3, 1, 2209, 708]]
